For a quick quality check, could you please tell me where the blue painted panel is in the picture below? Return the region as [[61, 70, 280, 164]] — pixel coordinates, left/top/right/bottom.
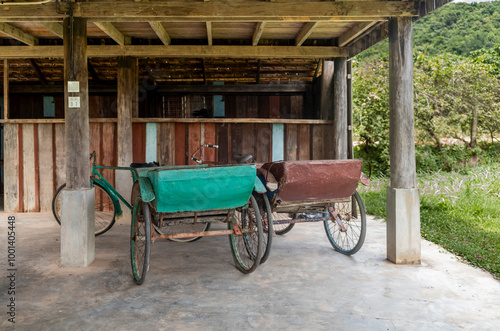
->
[[145, 123, 157, 162], [213, 82, 225, 117], [43, 96, 55, 118], [272, 123, 284, 161]]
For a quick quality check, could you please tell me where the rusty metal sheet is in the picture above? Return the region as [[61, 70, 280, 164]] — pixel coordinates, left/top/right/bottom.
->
[[261, 159, 362, 202]]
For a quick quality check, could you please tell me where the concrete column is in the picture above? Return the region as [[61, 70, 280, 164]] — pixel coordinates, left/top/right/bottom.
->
[[387, 17, 420, 264], [61, 16, 94, 266], [333, 57, 348, 160], [116, 56, 138, 205]]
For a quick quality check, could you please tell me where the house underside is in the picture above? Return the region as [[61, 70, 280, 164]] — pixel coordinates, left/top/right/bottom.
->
[[0, 0, 450, 266]]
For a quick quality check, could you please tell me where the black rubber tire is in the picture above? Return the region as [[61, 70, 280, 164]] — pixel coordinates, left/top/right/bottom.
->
[[254, 192, 273, 264], [324, 191, 366, 255], [130, 182, 151, 285], [52, 182, 116, 236], [273, 214, 295, 235], [228, 195, 263, 274], [154, 219, 211, 242]]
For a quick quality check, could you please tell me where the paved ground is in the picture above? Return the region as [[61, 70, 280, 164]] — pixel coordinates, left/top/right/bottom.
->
[[0, 212, 499, 330]]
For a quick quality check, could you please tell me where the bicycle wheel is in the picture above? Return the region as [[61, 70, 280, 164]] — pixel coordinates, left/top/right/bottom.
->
[[154, 220, 211, 242], [272, 213, 295, 235], [228, 195, 263, 273], [52, 182, 116, 236], [324, 191, 366, 255], [130, 183, 151, 285], [253, 192, 273, 264]]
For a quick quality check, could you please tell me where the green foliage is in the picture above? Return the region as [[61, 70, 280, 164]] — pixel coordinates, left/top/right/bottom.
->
[[357, 2, 500, 61], [472, 43, 500, 78], [359, 166, 500, 279], [352, 51, 500, 175]]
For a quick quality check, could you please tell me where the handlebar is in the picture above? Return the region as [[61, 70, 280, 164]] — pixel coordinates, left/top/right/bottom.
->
[[191, 144, 219, 164]]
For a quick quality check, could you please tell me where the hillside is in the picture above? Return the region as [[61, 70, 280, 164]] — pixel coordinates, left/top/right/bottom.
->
[[357, 1, 500, 59]]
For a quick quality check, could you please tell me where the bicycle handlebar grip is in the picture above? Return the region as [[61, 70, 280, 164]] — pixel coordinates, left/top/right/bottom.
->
[[206, 144, 219, 148], [191, 157, 203, 164]]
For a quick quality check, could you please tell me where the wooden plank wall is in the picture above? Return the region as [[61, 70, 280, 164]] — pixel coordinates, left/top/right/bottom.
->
[[3, 122, 117, 212], [3, 121, 329, 213]]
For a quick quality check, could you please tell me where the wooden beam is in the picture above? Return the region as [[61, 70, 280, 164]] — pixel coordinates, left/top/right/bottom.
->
[[252, 22, 267, 46], [7, 82, 309, 94], [29, 59, 48, 85], [87, 59, 101, 83], [149, 22, 171, 45], [94, 22, 130, 45], [0, 45, 348, 59], [39, 22, 64, 38], [3, 59, 8, 120], [206, 22, 213, 46], [0, 2, 418, 22], [295, 22, 318, 46], [202, 59, 207, 85], [0, 22, 38, 46], [256, 59, 261, 84], [339, 21, 378, 47]]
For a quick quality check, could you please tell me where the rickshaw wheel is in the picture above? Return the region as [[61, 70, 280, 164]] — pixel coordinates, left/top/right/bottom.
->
[[228, 195, 263, 273], [272, 214, 295, 235], [324, 191, 366, 255], [52, 182, 116, 236], [253, 192, 273, 264], [130, 184, 151, 285]]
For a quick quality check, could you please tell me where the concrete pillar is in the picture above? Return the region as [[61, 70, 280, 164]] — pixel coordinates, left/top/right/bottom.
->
[[387, 17, 421, 264], [116, 56, 138, 205], [61, 16, 94, 266], [333, 57, 348, 160]]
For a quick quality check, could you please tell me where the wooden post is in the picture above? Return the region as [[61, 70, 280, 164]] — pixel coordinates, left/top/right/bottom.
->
[[4, 59, 8, 120], [116, 56, 138, 204], [333, 57, 347, 159], [61, 16, 94, 267], [386, 17, 420, 265], [64, 17, 90, 190], [347, 60, 354, 160], [319, 60, 334, 121]]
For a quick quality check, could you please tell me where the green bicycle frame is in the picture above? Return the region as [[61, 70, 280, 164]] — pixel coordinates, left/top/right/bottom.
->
[[91, 162, 134, 218]]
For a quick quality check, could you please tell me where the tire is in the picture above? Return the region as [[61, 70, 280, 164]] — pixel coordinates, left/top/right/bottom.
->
[[52, 182, 116, 236], [253, 192, 273, 264], [130, 182, 151, 285], [324, 191, 366, 255], [228, 195, 263, 273], [272, 213, 295, 235], [154, 219, 211, 242]]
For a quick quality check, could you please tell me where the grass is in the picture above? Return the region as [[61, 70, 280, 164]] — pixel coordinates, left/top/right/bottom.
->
[[358, 164, 500, 279]]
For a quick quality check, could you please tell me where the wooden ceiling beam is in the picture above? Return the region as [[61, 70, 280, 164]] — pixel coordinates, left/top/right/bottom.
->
[[38, 22, 64, 38], [0, 45, 349, 59], [0, 2, 418, 22], [0, 22, 38, 46], [339, 21, 378, 47], [28, 59, 47, 85], [252, 22, 266, 46], [295, 22, 318, 46], [94, 22, 131, 45], [149, 22, 171, 45]]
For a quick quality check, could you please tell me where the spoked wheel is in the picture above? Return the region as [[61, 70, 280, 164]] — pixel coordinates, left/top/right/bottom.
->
[[130, 182, 151, 285], [272, 213, 295, 235], [228, 195, 263, 273], [324, 191, 366, 255], [153, 215, 211, 243], [52, 182, 116, 236], [253, 192, 273, 264]]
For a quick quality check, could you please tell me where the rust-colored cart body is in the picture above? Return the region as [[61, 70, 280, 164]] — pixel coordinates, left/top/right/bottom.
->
[[258, 159, 367, 256]]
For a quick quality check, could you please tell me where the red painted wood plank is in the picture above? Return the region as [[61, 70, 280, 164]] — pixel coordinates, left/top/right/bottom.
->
[[132, 123, 146, 163], [17, 124, 24, 212], [188, 123, 202, 165], [175, 123, 187, 165], [33, 124, 40, 212], [203, 123, 216, 164]]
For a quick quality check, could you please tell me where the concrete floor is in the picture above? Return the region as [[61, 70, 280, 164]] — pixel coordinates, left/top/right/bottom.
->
[[0, 212, 499, 330]]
